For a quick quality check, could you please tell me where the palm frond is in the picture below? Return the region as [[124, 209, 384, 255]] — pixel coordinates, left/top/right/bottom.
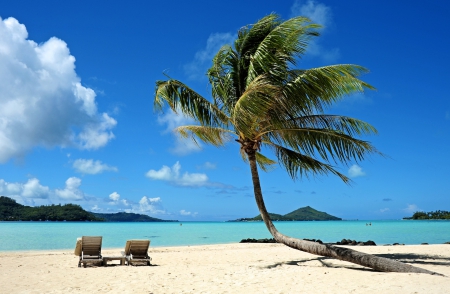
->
[[246, 16, 320, 85], [281, 65, 375, 114], [155, 79, 229, 126], [255, 152, 277, 172], [176, 125, 235, 147], [266, 142, 351, 183], [266, 115, 378, 137], [232, 75, 281, 136], [264, 127, 381, 164]]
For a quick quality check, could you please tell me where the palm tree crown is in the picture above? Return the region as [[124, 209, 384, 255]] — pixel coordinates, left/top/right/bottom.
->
[[155, 14, 379, 182]]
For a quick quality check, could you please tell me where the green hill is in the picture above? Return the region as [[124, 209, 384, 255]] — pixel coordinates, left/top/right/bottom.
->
[[93, 212, 177, 222], [283, 206, 341, 221], [0, 196, 102, 221], [231, 206, 341, 221], [0, 196, 177, 222]]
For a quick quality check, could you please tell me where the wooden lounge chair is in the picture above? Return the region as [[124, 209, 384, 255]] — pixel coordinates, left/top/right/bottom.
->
[[75, 236, 103, 268], [121, 239, 151, 266]]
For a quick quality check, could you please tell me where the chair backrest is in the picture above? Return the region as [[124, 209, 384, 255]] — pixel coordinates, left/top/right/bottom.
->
[[124, 240, 150, 256], [82, 236, 102, 256]]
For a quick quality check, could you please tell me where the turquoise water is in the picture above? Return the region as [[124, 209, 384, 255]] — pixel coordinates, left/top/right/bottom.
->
[[1, 220, 449, 251]]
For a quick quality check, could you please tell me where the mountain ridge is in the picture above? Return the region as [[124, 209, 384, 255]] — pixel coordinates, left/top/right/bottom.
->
[[230, 206, 341, 221], [0, 196, 177, 222]]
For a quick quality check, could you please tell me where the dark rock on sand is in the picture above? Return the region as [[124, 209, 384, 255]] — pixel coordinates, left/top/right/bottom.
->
[[335, 239, 376, 246], [240, 238, 277, 243], [303, 238, 323, 244]]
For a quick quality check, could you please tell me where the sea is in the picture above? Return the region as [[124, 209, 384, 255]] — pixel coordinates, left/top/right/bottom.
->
[[1, 220, 449, 252]]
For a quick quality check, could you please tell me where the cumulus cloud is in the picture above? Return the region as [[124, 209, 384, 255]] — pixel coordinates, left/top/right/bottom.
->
[[55, 177, 85, 200], [157, 109, 201, 155], [108, 191, 129, 206], [290, 0, 339, 62], [146, 162, 209, 187], [0, 17, 116, 163], [348, 164, 366, 178], [0, 176, 88, 202], [184, 33, 235, 80], [109, 192, 120, 202], [403, 204, 419, 213], [180, 210, 198, 217], [0, 178, 50, 199], [135, 196, 164, 214], [73, 158, 118, 174]]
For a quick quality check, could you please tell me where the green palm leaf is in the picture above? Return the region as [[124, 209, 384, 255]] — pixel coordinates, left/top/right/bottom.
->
[[176, 125, 234, 147]]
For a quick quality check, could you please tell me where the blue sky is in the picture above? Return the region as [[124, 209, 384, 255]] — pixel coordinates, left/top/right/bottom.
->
[[0, 0, 449, 221]]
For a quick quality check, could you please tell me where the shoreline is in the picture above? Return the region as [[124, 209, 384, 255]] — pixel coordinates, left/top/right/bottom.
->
[[1, 243, 449, 293], [1, 239, 450, 253]]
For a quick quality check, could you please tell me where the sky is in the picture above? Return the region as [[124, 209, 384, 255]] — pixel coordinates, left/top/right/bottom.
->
[[0, 0, 449, 221]]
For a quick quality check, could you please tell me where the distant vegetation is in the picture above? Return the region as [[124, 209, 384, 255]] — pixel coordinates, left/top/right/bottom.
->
[[92, 212, 177, 222], [230, 206, 341, 221], [0, 196, 102, 221], [403, 210, 450, 220], [0, 196, 177, 222]]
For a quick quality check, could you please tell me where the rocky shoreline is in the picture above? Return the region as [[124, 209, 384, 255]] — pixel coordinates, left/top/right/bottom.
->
[[239, 238, 450, 246]]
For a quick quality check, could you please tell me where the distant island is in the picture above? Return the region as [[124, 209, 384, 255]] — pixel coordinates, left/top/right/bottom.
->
[[230, 206, 341, 221], [92, 212, 177, 222], [0, 196, 177, 222], [403, 210, 450, 220]]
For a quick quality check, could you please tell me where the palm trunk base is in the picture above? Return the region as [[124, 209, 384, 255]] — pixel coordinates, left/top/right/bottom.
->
[[247, 151, 443, 276], [272, 232, 442, 275]]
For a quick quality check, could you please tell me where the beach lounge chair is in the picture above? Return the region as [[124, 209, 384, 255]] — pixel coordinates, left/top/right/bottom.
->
[[121, 239, 151, 266], [75, 236, 103, 268]]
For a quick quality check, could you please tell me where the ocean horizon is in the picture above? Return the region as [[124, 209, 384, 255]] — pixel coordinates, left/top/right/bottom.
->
[[1, 220, 450, 252]]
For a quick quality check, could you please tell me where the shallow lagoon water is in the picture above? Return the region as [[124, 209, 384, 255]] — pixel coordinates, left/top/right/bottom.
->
[[1, 220, 449, 251]]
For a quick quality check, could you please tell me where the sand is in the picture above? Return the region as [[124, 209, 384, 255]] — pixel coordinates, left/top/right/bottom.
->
[[1, 243, 449, 293]]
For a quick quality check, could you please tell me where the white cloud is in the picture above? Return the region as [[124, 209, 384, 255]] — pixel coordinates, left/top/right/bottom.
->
[[184, 33, 235, 80], [380, 208, 390, 213], [55, 177, 85, 200], [348, 164, 366, 178], [109, 192, 120, 202], [290, 1, 339, 62], [0, 178, 50, 199], [197, 162, 216, 170], [403, 204, 419, 213], [137, 196, 163, 214], [108, 191, 129, 206], [0, 17, 116, 163], [180, 210, 198, 217], [91, 205, 101, 211], [291, 0, 331, 27], [73, 158, 118, 174], [146, 161, 209, 187], [157, 109, 201, 155]]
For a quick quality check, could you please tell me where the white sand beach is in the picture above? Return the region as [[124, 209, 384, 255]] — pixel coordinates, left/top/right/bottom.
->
[[1, 243, 449, 293]]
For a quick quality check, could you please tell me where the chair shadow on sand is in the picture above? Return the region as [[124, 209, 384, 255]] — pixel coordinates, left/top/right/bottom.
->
[[262, 252, 450, 272]]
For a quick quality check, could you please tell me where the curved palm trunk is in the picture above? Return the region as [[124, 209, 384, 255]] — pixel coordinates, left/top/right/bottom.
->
[[247, 151, 441, 275]]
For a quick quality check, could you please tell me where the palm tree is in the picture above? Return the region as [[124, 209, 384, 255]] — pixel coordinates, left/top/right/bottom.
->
[[154, 14, 438, 274]]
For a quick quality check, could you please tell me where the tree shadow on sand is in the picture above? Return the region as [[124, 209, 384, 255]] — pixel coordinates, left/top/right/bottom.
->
[[262, 253, 450, 272]]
